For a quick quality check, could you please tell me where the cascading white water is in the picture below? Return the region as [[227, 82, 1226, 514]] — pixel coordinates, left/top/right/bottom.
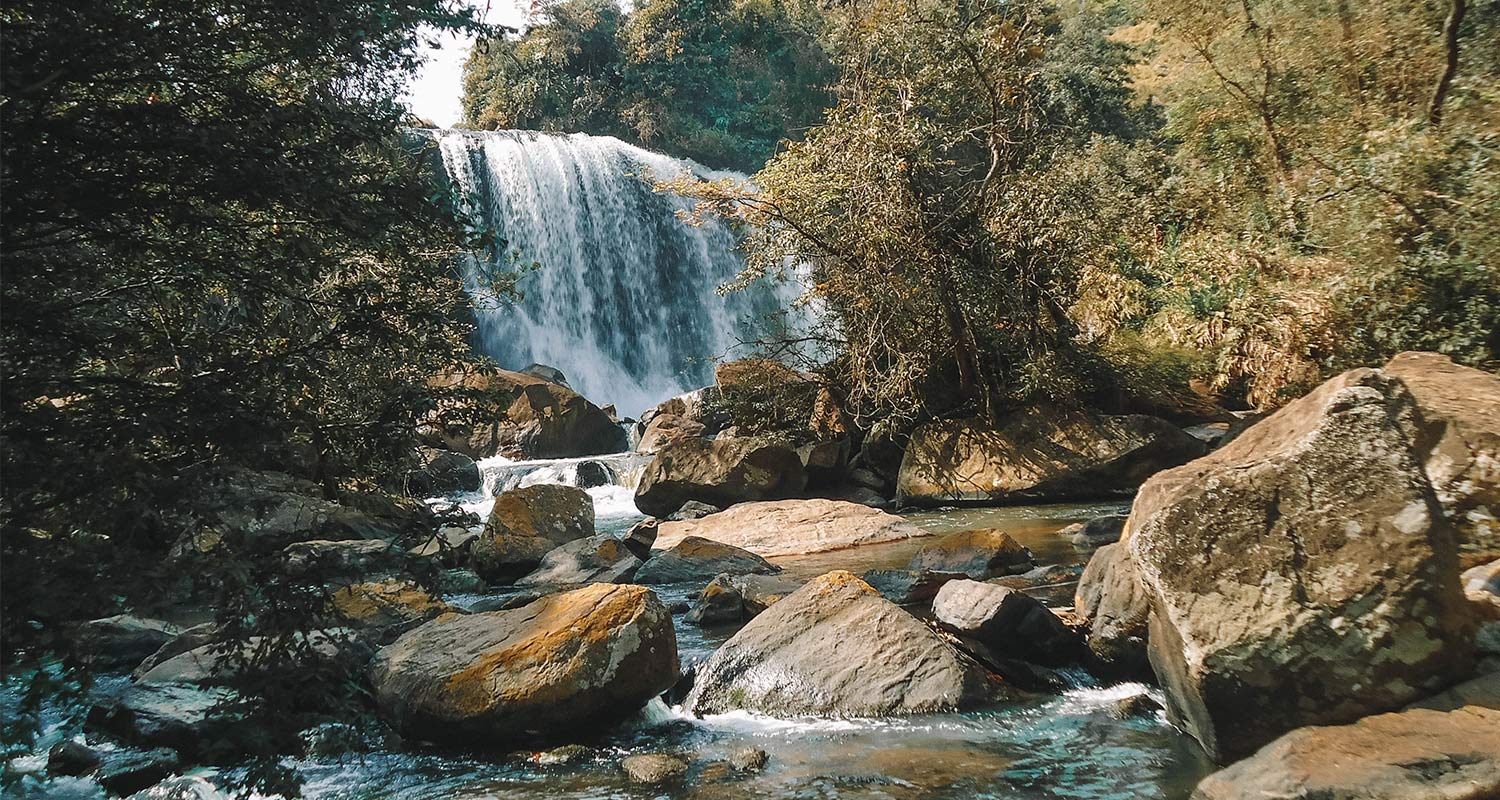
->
[[431, 129, 793, 417]]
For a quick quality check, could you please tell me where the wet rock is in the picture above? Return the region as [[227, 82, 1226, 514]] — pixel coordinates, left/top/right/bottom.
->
[[514, 534, 641, 586], [575, 460, 613, 489], [125, 775, 226, 799], [405, 447, 482, 496], [635, 536, 780, 584], [47, 741, 102, 776], [421, 368, 626, 459], [135, 630, 356, 686], [439, 567, 487, 595], [1192, 677, 1500, 799], [370, 583, 678, 745], [94, 749, 179, 797], [621, 753, 689, 784], [634, 436, 807, 517], [1384, 351, 1500, 568], [533, 743, 594, 766], [1057, 514, 1127, 548], [1072, 543, 1151, 678], [329, 580, 458, 643], [666, 501, 721, 521], [132, 624, 216, 681], [729, 746, 769, 773], [989, 563, 1083, 590], [906, 529, 1033, 579], [656, 499, 920, 557], [932, 579, 1083, 667], [1131, 368, 1475, 763], [1463, 558, 1500, 620], [861, 569, 963, 606], [685, 573, 805, 626], [470, 484, 595, 582], [1109, 692, 1163, 720], [85, 683, 240, 760], [636, 413, 706, 455], [686, 571, 998, 716], [72, 616, 181, 671], [897, 408, 1204, 507]]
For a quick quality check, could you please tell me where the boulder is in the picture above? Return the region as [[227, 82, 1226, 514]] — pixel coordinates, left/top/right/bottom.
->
[[405, 447, 482, 496], [369, 583, 678, 745], [1385, 351, 1500, 567], [514, 535, 642, 586], [797, 439, 850, 488], [47, 741, 102, 776], [634, 536, 779, 585], [666, 501, 720, 521], [440, 567, 487, 594], [931, 580, 1082, 667], [729, 747, 769, 773], [1072, 543, 1151, 678], [644, 386, 728, 435], [282, 538, 403, 581], [134, 631, 354, 687], [636, 414, 706, 455], [1130, 368, 1474, 763], [125, 776, 227, 800], [94, 748, 180, 796], [132, 624, 216, 681], [422, 367, 626, 460], [896, 408, 1205, 506], [654, 499, 920, 557], [329, 580, 458, 643], [621, 753, 689, 784], [685, 573, 805, 626], [1057, 514, 1127, 548], [906, 529, 1034, 579], [470, 484, 595, 582], [634, 436, 807, 518], [622, 517, 659, 559], [85, 683, 242, 760], [1191, 674, 1500, 800], [685, 571, 997, 716], [72, 616, 181, 671], [190, 469, 398, 550], [861, 569, 964, 606], [408, 526, 479, 565], [520, 363, 569, 388], [1465, 559, 1500, 620]]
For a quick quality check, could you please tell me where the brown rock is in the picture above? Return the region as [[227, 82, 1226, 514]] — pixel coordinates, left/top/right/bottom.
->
[[634, 436, 807, 517], [1131, 368, 1474, 763], [685, 573, 806, 625], [1463, 559, 1500, 620], [330, 580, 458, 643], [906, 529, 1034, 579], [370, 583, 678, 745], [896, 408, 1205, 507], [634, 536, 779, 584], [1384, 351, 1500, 568], [654, 498, 919, 557], [514, 534, 641, 587], [931, 579, 1082, 667], [470, 485, 595, 581], [1073, 543, 1151, 678], [636, 413, 706, 455], [422, 367, 626, 459]]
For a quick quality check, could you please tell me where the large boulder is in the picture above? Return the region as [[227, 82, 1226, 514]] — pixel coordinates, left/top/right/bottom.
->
[[72, 616, 181, 671], [1072, 543, 1152, 678], [906, 529, 1034, 579], [654, 499, 920, 557], [635, 414, 706, 455], [329, 580, 458, 643], [932, 579, 1082, 667], [514, 534, 642, 586], [633, 436, 807, 518], [685, 571, 997, 716], [189, 469, 398, 551], [85, 683, 245, 761], [685, 573, 806, 626], [1384, 351, 1500, 568], [404, 447, 482, 497], [1130, 368, 1475, 763], [896, 408, 1205, 506], [634, 536, 780, 585], [643, 386, 728, 435], [422, 367, 626, 460], [1191, 673, 1500, 800], [369, 583, 678, 745], [470, 484, 595, 582]]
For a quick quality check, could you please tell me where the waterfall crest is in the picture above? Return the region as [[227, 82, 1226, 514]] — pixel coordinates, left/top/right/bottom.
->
[[431, 129, 788, 417]]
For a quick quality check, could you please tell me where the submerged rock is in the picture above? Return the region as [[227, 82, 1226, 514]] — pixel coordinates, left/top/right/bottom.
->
[[686, 571, 997, 716], [906, 529, 1033, 579], [896, 408, 1204, 506], [1191, 674, 1500, 800], [369, 583, 678, 745], [125, 775, 227, 800], [85, 683, 242, 761], [421, 367, 626, 459], [634, 436, 807, 517], [655, 499, 920, 557], [470, 484, 595, 582], [1057, 514, 1127, 548], [94, 748, 180, 797], [1130, 368, 1475, 763], [685, 573, 806, 626], [514, 534, 642, 586], [861, 569, 964, 606], [1383, 351, 1500, 568], [931, 579, 1082, 667], [621, 753, 689, 784], [634, 536, 780, 584]]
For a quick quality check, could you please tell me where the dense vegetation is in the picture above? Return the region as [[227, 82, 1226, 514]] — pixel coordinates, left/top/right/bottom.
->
[[461, 0, 837, 171]]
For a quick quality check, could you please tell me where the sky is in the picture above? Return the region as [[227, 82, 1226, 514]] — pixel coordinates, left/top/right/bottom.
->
[[402, 1, 529, 128]]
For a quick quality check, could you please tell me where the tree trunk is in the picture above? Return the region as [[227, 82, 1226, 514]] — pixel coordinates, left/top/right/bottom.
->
[[1428, 0, 1466, 127]]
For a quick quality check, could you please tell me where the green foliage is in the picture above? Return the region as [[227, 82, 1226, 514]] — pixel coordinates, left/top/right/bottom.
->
[[462, 0, 836, 170]]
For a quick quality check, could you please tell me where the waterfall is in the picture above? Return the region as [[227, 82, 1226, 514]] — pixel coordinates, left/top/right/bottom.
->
[[430, 129, 792, 417]]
